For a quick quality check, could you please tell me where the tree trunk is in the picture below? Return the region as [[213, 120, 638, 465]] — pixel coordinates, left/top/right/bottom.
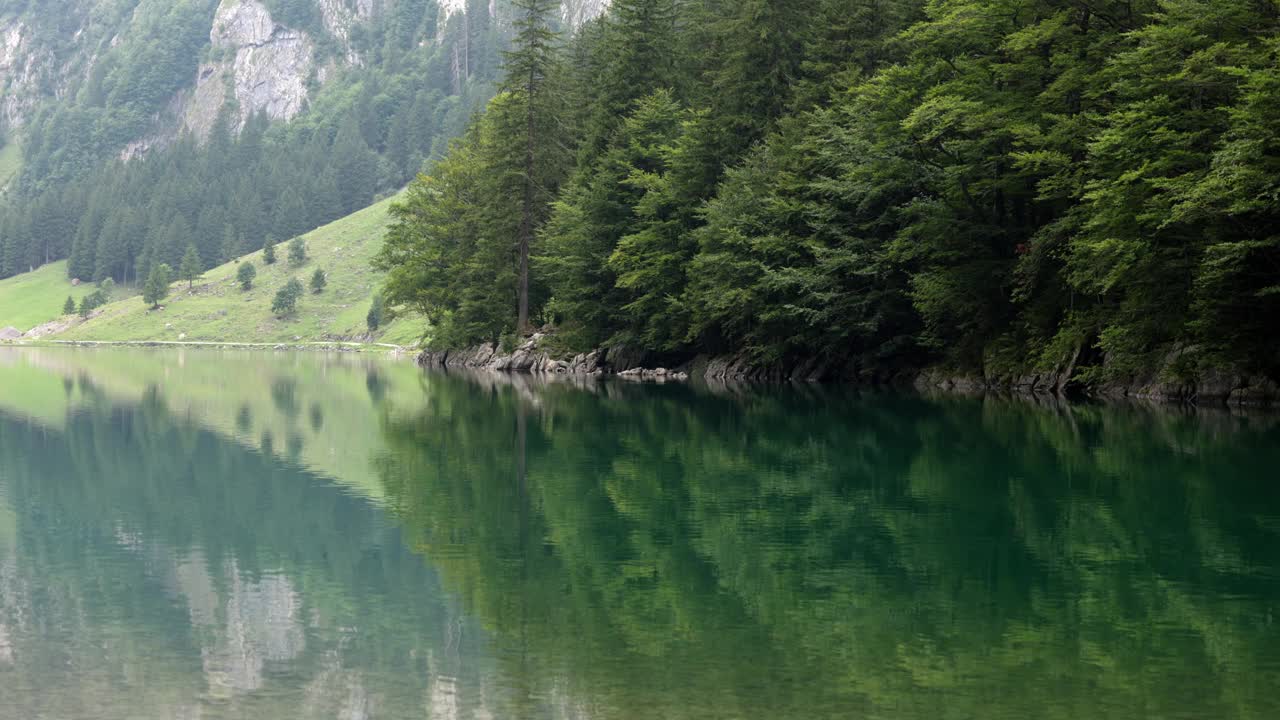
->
[[517, 64, 536, 335]]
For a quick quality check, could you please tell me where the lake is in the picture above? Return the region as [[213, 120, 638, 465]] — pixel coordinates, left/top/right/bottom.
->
[[0, 347, 1277, 719]]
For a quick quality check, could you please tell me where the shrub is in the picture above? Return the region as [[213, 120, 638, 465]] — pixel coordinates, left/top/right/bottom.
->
[[288, 236, 308, 266], [237, 261, 257, 291], [272, 278, 304, 317], [367, 293, 385, 332]]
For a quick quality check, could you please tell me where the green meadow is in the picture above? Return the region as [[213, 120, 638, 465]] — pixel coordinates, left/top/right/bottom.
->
[[54, 197, 424, 346]]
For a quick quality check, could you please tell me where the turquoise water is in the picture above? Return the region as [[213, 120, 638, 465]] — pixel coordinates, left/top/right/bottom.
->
[[0, 347, 1278, 719]]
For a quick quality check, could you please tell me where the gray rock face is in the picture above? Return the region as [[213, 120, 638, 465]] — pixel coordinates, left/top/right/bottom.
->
[[421, 334, 609, 376], [317, 0, 375, 63], [0, 16, 90, 130], [561, 0, 612, 27], [4, 0, 613, 159], [0, 20, 39, 127], [185, 0, 315, 137], [438, 0, 611, 28]]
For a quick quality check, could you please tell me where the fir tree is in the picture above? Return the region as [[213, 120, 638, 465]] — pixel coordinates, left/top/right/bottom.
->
[[263, 235, 278, 265], [310, 267, 327, 294], [63, 296, 76, 315], [367, 293, 385, 332], [179, 244, 202, 290], [503, 0, 564, 334], [143, 263, 172, 309]]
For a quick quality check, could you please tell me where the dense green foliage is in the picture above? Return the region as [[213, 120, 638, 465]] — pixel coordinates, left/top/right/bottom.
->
[[0, 0, 512, 291], [380, 0, 1280, 381], [310, 267, 327, 293]]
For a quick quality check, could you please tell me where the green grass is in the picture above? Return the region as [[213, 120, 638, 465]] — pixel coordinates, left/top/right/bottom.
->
[[0, 260, 125, 332], [56, 196, 424, 345]]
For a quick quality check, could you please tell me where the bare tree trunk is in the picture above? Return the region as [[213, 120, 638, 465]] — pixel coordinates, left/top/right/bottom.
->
[[517, 65, 535, 335]]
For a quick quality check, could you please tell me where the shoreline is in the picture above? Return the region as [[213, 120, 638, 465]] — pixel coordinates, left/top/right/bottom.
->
[[5, 338, 1276, 409], [416, 336, 1280, 408], [3, 339, 414, 355]]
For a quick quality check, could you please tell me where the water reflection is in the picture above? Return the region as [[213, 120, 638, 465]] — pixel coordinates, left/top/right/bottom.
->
[[0, 348, 1276, 719], [0, 380, 496, 719], [377, 372, 1280, 720]]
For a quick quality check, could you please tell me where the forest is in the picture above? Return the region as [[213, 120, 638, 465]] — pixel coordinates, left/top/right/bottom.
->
[[377, 0, 1280, 382], [0, 0, 505, 285]]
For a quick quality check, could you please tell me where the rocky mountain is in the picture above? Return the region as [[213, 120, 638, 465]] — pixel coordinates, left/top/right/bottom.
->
[[0, 0, 616, 287], [0, 0, 610, 159]]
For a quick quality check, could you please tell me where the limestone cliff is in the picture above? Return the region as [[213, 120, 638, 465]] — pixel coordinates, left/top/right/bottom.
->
[[3, 0, 610, 158], [184, 0, 317, 139]]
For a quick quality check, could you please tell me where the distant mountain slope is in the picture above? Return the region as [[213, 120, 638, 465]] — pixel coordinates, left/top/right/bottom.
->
[[49, 195, 423, 345], [0, 0, 611, 285]]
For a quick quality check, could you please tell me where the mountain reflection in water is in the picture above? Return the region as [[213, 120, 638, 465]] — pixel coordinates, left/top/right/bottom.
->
[[0, 347, 1277, 719]]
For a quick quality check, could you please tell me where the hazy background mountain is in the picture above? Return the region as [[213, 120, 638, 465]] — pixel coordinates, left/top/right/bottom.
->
[[0, 0, 608, 282]]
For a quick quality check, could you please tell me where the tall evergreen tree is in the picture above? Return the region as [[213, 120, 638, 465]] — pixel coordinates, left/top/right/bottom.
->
[[179, 244, 202, 290], [143, 263, 171, 309], [503, 0, 564, 334]]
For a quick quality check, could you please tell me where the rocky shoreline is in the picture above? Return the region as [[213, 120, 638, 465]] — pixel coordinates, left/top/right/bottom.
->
[[416, 334, 854, 383], [419, 334, 1279, 407]]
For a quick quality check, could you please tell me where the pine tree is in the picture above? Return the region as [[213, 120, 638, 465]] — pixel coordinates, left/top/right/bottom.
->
[[543, 89, 688, 349], [63, 296, 76, 315], [220, 224, 239, 264], [310, 267, 327, 294], [93, 211, 126, 283], [367, 292, 385, 332], [333, 114, 380, 215], [274, 186, 309, 241], [263, 235, 278, 265], [143, 263, 172, 309], [179, 244, 202, 290], [577, 0, 679, 160], [503, 0, 564, 334]]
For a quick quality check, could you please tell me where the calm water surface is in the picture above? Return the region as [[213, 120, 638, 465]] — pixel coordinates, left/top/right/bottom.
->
[[0, 347, 1277, 719]]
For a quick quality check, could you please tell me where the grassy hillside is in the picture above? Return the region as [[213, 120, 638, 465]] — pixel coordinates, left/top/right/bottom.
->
[[0, 260, 123, 332], [54, 196, 424, 346]]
